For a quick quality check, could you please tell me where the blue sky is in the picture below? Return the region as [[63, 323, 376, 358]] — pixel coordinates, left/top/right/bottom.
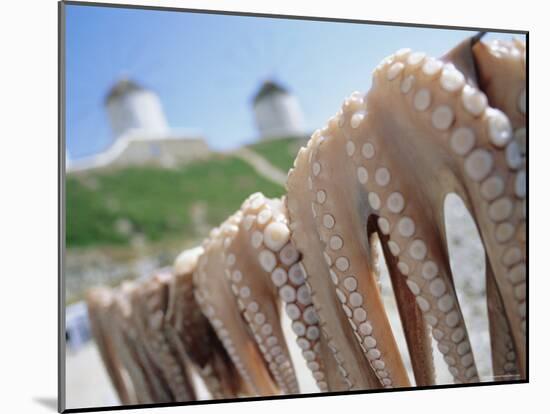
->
[[65, 4, 523, 159]]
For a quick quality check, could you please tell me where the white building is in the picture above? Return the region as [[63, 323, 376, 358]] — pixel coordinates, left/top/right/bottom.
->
[[68, 79, 209, 173], [252, 80, 305, 140]]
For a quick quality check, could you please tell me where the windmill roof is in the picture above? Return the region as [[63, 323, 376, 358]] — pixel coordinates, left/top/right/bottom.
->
[[105, 78, 144, 105], [253, 80, 289, 104]]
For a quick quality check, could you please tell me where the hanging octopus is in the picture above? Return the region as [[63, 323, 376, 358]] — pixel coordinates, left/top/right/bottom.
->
[[86, 33, 526, 403], [285, 33, 526, 388], [86, 250, 255, 403]]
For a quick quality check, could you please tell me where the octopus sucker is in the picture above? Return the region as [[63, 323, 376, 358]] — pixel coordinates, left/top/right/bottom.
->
[[87, 34, 526, 402]]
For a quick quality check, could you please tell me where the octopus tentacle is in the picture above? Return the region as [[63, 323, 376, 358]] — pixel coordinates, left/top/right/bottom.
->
[[220, 195, 297, 394], [104, 284, 151, 402], [473, 38, 526, 131], [87, 282, 177, 404], [469, 38, 527, 377], [287, 139, 389, 391], [374, 44, 529, 383], [233, 193, 328, 392], [194, 214, 278, 396], [129, 270, 197, 401], [306, 118, 413, 388], [86, 287, 135, 404], [485, 258, 520, 380], [111, 283, 159, 404], [444, 38, 526, 379], [441, 37, 526, 376], [376, 231, 436, 386], [341, 49, 488, 384], [167, 247, 244, 399]]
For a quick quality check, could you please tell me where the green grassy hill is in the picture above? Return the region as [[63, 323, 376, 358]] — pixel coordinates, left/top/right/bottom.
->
[[65, 138, 312, 303], [66, 154, 285, 248], [247, 135, 309, 172]]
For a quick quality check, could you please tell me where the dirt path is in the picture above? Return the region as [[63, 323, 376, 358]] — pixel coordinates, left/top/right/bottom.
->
[[233, 147, 287, 187]]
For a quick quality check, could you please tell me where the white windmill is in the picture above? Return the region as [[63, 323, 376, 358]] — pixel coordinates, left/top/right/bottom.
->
[[105, 78, 169, 139], [252, 80, 306, 140]]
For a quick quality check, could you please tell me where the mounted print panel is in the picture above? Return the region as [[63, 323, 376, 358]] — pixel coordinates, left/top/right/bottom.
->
[[60, 1, 528, 412]]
